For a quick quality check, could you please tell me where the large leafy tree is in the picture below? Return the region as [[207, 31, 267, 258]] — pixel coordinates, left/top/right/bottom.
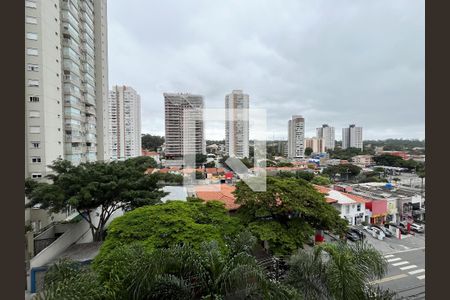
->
[[322, 164, 362, 180], [234, 177, 348, 255], [25, 157, 165, 241], [141, 134, 165, 151], [94, 200, 243, 266], [285, 241, 392, 300]]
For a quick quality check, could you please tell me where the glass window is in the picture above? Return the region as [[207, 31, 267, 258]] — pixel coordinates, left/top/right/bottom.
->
[[26, 16, 38, 24], [25, 1, 37, 9], [31, 157, 41, 163], [31, 142, 40, 148], [26, 32, 38, 40], [28, 79, 39, 87], [27, 64, 39, 72], [31, 173, 42, 179], [29, 111, 40, 118], [27, 48, 38, 56], [29, 126, 40, 134], [29, 96, 40, 102]]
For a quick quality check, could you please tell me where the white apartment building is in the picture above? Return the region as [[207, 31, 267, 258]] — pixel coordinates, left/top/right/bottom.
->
[[342, 124, 363, 150], [316, 124, 335, 150], [108, 85, 142, 160], [304, 137, 325, 154], [225, 90, 249, 158], [164, 93, 206, 158], [288, 115, 305, 159], [25, 0, 109, 181]]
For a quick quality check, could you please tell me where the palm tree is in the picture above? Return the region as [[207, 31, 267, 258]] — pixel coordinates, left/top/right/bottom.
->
[[285, 241, 392, 300]]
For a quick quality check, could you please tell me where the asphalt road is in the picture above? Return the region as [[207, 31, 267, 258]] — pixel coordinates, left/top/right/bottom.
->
[[366, 232, 426, 299]]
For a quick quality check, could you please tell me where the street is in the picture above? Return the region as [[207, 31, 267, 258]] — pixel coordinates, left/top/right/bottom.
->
[[366, 231, 425, 299]]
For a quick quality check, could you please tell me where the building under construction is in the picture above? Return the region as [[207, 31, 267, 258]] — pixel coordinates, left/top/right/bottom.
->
[[164, 93, 206, 159]]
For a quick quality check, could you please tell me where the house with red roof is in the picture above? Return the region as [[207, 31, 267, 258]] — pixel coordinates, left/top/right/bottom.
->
[[194, 184, 240, 211], [314, 185, 368, 225]]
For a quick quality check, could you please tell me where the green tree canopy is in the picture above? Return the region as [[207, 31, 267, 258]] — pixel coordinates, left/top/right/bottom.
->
[[304, 147, 313, 156], [311, 175, 332, 186], [322, 164, 362, 179], [141, 134, 165, 151], [95, 201, 243, 266], [234, 177, 348, 255], [25, 157, 165, 241]]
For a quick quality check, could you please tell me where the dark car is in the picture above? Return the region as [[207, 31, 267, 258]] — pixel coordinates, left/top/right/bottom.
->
[[350, 227, 366, 239], [346, 231, 361, 242], [373, 225, 393, 237]]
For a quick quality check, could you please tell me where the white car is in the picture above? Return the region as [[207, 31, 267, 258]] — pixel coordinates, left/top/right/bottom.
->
[[411, 223, 425, 233]]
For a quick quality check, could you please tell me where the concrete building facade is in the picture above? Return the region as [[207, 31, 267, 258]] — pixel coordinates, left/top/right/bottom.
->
[[342, 124, 363, 150], [108, 85, 141, 160], [25, 0, 109, 180], [304, 137, 325, 154], [316, 124, 335, 150], [225, 90, 249, 158], [288, 115, 305, 159], [164, 93, 205, 158]]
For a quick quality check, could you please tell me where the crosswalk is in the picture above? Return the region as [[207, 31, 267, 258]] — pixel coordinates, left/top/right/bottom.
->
[[384, 254, 425, 281]]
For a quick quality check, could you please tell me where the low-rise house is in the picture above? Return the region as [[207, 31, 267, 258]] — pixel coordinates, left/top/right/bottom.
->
[[194, 184, 239, 211], [142, 150, 161, 164], [314, 185, 368, 225], [351, 155, 374, 167]]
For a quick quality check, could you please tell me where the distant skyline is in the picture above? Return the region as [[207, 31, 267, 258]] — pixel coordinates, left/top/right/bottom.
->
[[108, 0, 424, 141]]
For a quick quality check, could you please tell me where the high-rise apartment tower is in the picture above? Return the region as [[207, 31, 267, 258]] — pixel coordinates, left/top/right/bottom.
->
[[316, 124, 335, 150], [225, 90, 249, 158], [342, 124, 363, 150], [288, 115, 305, 159], [164, 93, 205, 158], [108, 85, 142, 160], [25, 0, 109, 180]]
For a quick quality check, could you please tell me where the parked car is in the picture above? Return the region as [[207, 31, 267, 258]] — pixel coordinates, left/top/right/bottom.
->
[[385, 223, 407, 235], [410, 223, 425, 233], [346, 230, 361, 242], [364, 225, 374, 234], [373, 225, 393, 237], [350, 227, 366, 239]]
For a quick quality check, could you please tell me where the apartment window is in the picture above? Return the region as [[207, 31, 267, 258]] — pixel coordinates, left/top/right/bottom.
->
[[29, 96, 39, 102], [27, 48, 38, 56], [29, 111, 40, 118], [28, 79, 39, 87], [27, 64, 39, 72], [31, 142, 40, 148], [345, 205, 350, 214], [26, 32, 38, 40], [31, 173, 42, 179], [25, 1, 37, 9], [29, 126, 40, 134], [357, 204, 361, 212], [31, 157, 41, 163], [26, 16, 38, 24]]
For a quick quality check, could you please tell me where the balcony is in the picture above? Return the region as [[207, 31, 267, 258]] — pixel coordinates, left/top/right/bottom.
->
[[85, 135, 96, 143], [63, 61, 81, 76], [86, 146, 97, 153], [63, 74, 81, 87], [85, 106, 96, 116], [65, 145, 82, 154], [86, 116, 96, 124], [64, 97, 83, 110], [85, 93, 96, 105], [65, 135, 82, 143], [64, 83, 82, 98], [64, 122, 81, 131]]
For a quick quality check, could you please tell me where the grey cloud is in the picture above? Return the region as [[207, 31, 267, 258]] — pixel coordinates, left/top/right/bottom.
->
[[108, 0, 424, 140]]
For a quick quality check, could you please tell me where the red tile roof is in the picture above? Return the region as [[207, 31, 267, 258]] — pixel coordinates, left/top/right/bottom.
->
[[195, 184, 239, 210]]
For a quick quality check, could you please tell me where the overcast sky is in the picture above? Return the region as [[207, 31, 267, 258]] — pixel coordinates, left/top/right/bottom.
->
[[107, 0, 424, 141]]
